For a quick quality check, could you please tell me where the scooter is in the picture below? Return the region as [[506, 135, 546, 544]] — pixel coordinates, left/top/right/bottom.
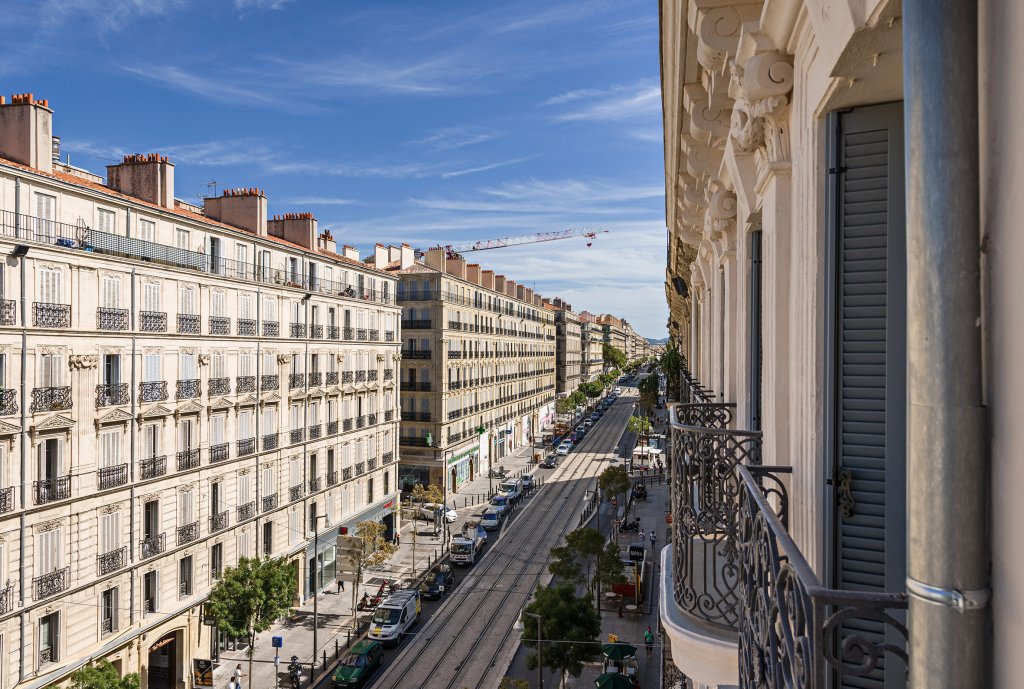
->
[[619, 519, 640, 533], [287, 656, 302, 688]]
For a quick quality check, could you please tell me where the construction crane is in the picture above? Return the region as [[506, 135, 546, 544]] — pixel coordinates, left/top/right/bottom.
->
[[424, 228, 609, 259]]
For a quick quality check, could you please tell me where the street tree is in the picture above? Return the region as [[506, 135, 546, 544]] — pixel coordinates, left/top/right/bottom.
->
[[555, 396, 576, 415], [547, 528, 606, 592], [638, 373, 660, 414], [627, 415, 652, 447], [498, 679, 530, 689], [599, 465, 631, 508], [521, 583, 602, 687], [596, 540, 627, 592], [580, 380, 603, 400], [603, 343, 627, 370], [409, 482, 443, 505], [204, 557, 296, 683], [69, 661, 140, 689]]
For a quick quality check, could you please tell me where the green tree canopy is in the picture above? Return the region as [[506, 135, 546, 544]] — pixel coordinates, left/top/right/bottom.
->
[[596, 540, 627, 590], [69, 661, 139, 689], [204, 557, 296, 681], [580, 381, 604, 399], [409, 482, 443, 505], [638, 373, 660, 413], [627, 415, 652, 443], [547, 528, 606, 591], [356, 519, 398, 571], [521, 583, 602, 685], [599, 465, 631, 503], [603, 343, 627, 370]]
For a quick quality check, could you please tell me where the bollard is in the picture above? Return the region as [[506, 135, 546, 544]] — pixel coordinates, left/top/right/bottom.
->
[[347, 628, 351, 646], [323, 651, 327, 670], [335, 639, 339, 659]]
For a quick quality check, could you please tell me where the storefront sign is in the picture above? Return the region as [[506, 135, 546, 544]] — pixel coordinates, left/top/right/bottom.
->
[[193, 660, 214, 687]]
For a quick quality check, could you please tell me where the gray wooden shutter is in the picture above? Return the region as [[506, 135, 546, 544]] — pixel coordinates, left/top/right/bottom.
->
[[830, 101, 907, 689]]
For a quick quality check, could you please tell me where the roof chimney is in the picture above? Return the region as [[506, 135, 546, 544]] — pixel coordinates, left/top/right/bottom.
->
[[494, 274, 506, 294], [424, 248, 446, 272], [341, 244, 360, 261], [318, 230, 337, 254], [466, 264, 481, 285], [445, 256, 467, 280], [374, 243, 388, 268], [203, 187, 267, 235], [481, 270, 494, 290], [400, 244, 415, 270], [0, 93, 54, 174], [268, 212, 317, 249], [107, 153, 175, 208]]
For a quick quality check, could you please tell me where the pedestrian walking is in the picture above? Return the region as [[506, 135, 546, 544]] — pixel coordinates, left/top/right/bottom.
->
[[232, 664, 244, 689], [394, 532, 401, 547], [638, 528, 645, 543], [650, 531, 657, 548], [644, 626, 655, 658], [337, 577, 345, 593]]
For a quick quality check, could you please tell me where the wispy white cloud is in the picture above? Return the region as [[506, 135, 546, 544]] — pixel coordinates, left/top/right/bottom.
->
[[412, 126, 500, 151], [546, 80, 661, 122], [234, 0, 294, 11], [120, 65, 286, 108], [41, 0, 184, 34], [283, 196, 360, 206], [440, 156, 536, 180]]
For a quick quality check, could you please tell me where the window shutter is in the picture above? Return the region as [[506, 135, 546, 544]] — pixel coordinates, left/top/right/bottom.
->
[[211, 416, 225, 446], [289, 458, 300, 486], [179, 491, 194, 525], [101, 512, 120, 553], [830, 103, 907, 689], [212, 292, 225, 317], [140, 219, 156, 243], [262, 467, 274, 496], [100, 431, 119, 469], [212, 352, 225, 379], [240, 294, 253, 320]]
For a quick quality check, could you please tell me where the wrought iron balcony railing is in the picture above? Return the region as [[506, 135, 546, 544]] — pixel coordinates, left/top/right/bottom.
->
[[343, 327, 355, 340], [33, 302, 70, 328], [290, 323, 307, 338], [342, 467, 352, 481], [177, 521, 199, 546], [356, 328, 368, 340], [290, 428, 305, 444], [385, 330, 395, 341], [34, 476, 71, 504], [735, 463, 909, 689], [237, 437, 256, 456], [262, 433, 279, 451], [0, 299, 14, 326], [289, 373, 305, 390], [355, 462, 365, 476], [309, 423, 322, 439], [209, 377, 231, 397], [289, 484, 304, 502], [98, 463, 128, 490], [30, 386, 72, 413], [327, 470, 339, 486], [367, 458, 377, 471], [309, 372, 323, 387], [326, 371, 339, 385], [308, 476, 322, 493], [140, 380, 168, 403], [237, 502, 255, 522], [0, 486, 12, 513], [237, 375, 256, 393], [177, 313, 200, 334], [262, 493, 278, 512], [176, 379, 200, 400], [342, 371, 355, 383], [209, 511, 229, 533], [369, 328, 379, 340], [328, 326, 340, 339], [209, 443, 230, 463], [402, 319, 431, 329], [383, 451, 394, 464], [140, 533, 166, 559], [140, 310, 167, 332], [98, 546, 127, 575], [311, 324, 324, 339], [327, 420, 339, 435], [97, 307, 129, 331], [140, 455, 167, 480], [368, 413, 377, 426], [34, 566, 69, 600], [263, 320, 279, 337], [0, 389, 17, 416], [355, 370, 367, 383], [356, 415, 366, 428], [367, 370, 378, 382], [384, 410, 394, 422], [400, 436, 431, 447], [96, 383, 129, 407], [402, 349, 432, 359], [209, 316, 230, 335], [402, 411, 430, 422], [261, 374, 279, 391], [176, 448, 200, 471], [237, 318, 257, 336], [384, 368, 394, 380]]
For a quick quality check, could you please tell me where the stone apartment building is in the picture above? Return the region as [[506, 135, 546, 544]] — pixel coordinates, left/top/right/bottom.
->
[[0, 95, 401, 689], [659, 1, 1020, 688], [578, 311, 604, 382], [547, 298, 581, 395], [370, 248, 556, 494]]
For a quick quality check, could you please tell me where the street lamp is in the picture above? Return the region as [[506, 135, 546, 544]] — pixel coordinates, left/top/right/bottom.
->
[[311, 514, 328, 673], [523, 611, 543, 689]]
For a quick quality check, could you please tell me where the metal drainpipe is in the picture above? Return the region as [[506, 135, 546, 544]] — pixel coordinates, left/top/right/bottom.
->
[[254, 243, 262, 558], [904, 2, 991, 689], [15, 176, 26, 684], [129, 267, 137, 626]]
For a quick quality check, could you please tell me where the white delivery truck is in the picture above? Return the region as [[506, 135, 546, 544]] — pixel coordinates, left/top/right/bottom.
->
[[500, 478, 523, 501], [368, 589, 421, 646], [451, 520, 487, 566]]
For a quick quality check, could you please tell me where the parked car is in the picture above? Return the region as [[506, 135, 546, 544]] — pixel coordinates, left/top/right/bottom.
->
[[420, 503, 457, 523], [521, 473, 535, 490], [542, 453, 558, 467], [614, 387, 622, 395], [332, 639, 384, 688], [556, 444, 570, 457], [419, 564, 455, 598], [481, 509, 502, 530], [489, 494, 510, 517]]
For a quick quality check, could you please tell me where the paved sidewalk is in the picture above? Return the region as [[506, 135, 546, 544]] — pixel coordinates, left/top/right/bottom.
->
[[212, 441, 542, 689]]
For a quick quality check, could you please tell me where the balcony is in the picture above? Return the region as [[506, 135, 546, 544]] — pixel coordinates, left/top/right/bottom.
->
[[98, 464, 128, 490], [0, 299, 14, 326], [177, 521, 199, 546], [34, 566, 69, 600], [402, 349, 432, 359], [209, 443, 230, 463], [309, 424, 322, 439], [309, 372, 323, 387], [140, 381, 168, 403], [289, 484, 304, 502], [290, 323, 307, 338], [263, 433, 279, 451], [311, 324, 324, 339], [140, 310, 167, 332], [385, 330, 395, 341], [367, 458, 378, 471], [96, 383, 129, 407], [261, 374, 279, 391], [140, 455, 167, 480], [237, 502, 255, 522], [343, 327, 355, 340], [355, 370, 367, 383], [33, 476, 71, 504], [97, 546, 127, 575], [343, 467, 353, 481], [308, 476, 322, 493], [328, 326, 340, 339], [402, 319, 432, 329], [30, 386, 72, 413], [383, 451, 394, 464], [290, 428, 305, 444], [367, 369, 378, 382], [237, 437, 256, 456], [209, 316, 230, 335], [342, 371, 355, 384], [0, 389, 17, 416], [289, 373, 306, 390], [355, 462, 365, 476], [327, 420, 339, 435], [237, 375, 256, 393], [400, 437, 430, 447], [209, 377, 231, 397], [0, 486, 13, 513], [140, 533, 166, 559], [33, 302, 71, 328], [176, 448, 200, 471], [356, 415, 366, 429], [447, 409, 463, 421], [368, 413, 378, 426], [262, 493, 278, 512], [402, 411, 430, 422], [448, 351, 464, 360], [176, 379, 200, 400], [356, 328, 368, 340], [343, 418, 353, 432], [384, 368, 394, 380], [263, 320, 279, 337], [384, 410, 394, 422], [97, 307, 129, 331], [209, 511, 229, 533], [177, 313, 200, 334], [327, 470, 339, 486], [237, 318, 257, 336], [326, 371, 339, 385]]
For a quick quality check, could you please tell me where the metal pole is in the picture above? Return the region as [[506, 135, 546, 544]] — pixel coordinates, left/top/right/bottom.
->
[[313, 519, 319, 670], [524, 612, 542, 689], [904, 3, 989, 689]]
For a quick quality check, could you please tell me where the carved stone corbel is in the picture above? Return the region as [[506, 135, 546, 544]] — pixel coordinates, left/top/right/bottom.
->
[[728, 45, 794, 163], [69, 354, 98, 370]]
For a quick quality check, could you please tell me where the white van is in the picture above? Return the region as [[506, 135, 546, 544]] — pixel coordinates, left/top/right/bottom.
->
[[368, 590, 421, 646], [500, 478, 523, 501]]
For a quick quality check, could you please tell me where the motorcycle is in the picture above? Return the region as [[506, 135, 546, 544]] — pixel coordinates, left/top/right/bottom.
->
[[287, 656, 302, 689], [618, 519, 640, 533]]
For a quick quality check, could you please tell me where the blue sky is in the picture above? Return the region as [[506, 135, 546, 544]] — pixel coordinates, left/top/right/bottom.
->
[[2, 0, 667, 337]]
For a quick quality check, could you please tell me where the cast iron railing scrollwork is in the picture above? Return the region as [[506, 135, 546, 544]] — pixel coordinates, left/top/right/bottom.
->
[[33, 303, 71, 328], [139, 381, 168, 403], [97, 546, 126, 575], [0, 299, 14, 326], [96, 383, 129, 407], [736, 463, 909, 689], [140, 455, 167, 480], [34, 566, 69, 599], [237, 375, 256, 393], [262, 493, 278, 512], [97, 307, 129, 331], [30, 387, 72, 412]]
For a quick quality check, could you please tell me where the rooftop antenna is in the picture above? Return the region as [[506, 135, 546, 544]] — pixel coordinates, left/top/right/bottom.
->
[[205, 180, 219, 197]]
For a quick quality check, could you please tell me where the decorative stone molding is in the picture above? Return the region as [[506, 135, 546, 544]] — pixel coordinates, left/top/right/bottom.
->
[[198, 354, 211, 366], [704, 182, 738, 243], [277, 354, 289, 365], [728, 44, 794, 160], [69, 354, 97, 370]]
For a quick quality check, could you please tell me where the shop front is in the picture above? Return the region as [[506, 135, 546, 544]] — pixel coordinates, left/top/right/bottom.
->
[[447, 445, 479, 492]]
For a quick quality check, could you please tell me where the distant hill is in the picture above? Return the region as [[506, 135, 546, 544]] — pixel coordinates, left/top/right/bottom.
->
[[646, 337, 670, 345]]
